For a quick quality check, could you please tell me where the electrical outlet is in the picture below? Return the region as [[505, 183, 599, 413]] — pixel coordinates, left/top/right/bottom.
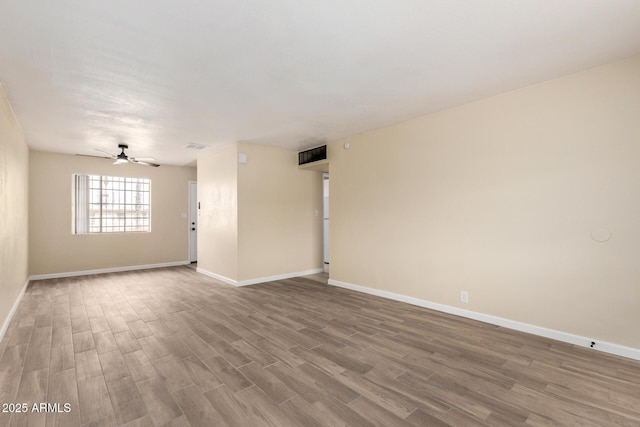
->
[[460, 290, 469, 303]]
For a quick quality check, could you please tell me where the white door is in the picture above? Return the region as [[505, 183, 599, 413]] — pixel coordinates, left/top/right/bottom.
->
[[189, 181, 197, 263]]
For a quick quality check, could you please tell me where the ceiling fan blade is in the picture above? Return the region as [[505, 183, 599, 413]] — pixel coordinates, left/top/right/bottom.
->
[[131, 156, 157, 162], [130, 159, 160, 167], [95, 148, 116, 157], [76, 154, 113, 159]]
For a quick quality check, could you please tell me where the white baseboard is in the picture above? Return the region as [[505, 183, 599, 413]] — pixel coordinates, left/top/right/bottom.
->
[[197, 268, 324, 287], [0, 279, 29, 343], [29, 261, 191, 281], [328, 278, 640, 362], [238, 269, 324, 286], [196, 268, 238, 286]]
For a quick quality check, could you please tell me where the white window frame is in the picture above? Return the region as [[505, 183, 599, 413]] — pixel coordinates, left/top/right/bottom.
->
[[73, 174, 151, 234]]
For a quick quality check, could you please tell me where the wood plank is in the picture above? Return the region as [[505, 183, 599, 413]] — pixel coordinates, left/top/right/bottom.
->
[[180, 334, 218, 361], [89, 316, 111, 334], [230, 340, 277, 368], [289, 344, 345, 376], [146, 319, 174, 338], [51, 325, 72, 347], [50, 343, 75, 373], [151, 355, 194, 392], [204, 385, 254, 427], [52, 314, 71, 330], [137, 335, 171, 360], [137, 376, 184, 425], [279, 395, 334, 427], [202, 355, 252, 392], [157, 335, 194, 359], [265, 362, 326, 403], [70, 315, 91, 334], [77, 376, 116, 426], [179, 355, 223, 392], [312, 395, 374, 426], [30, 326, 52, 345], [251, 338, 306, 368], [235, 385, 299, 427], [106, 316, 130, 334], [405, 408, 451, 427], [338, 368, 419, 418], [120, 414, 154, 427], [122, 349, 157, 383], [211, 339, 251, 367], [46, 368, 82, 427], [98, 349, 130, 382], [238, 362, 296, 404], [126, 320, 154, 339], [94, 330, 119, 354], [106, 375, 148, 424], [171, 385, 227, 427], [13, 368, 48, 427], [298, 362, 360, 404], [72, 330, 95, 354], [75, 349, 102, 381], [311, 343, 373, 374], [349, 395, 414, 427], [114, 330, 143, 354], [23, 344, 50, 372]]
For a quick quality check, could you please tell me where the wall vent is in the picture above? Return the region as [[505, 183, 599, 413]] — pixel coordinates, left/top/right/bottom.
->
[[298, 145, 327, 165]]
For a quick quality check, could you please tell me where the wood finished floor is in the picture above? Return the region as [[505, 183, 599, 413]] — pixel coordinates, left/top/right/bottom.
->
[[1, 267, 640, 426]]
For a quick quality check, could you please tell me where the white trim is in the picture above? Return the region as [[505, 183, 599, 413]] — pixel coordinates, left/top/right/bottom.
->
[[237, 269, 324, 286], [328, 278, 640, 362], [29, 261, 190, 281], [197, 268, 324, 287], [188, 181, 197, 263], [0, 279, 29, 343], [196, 268, 238, 285]]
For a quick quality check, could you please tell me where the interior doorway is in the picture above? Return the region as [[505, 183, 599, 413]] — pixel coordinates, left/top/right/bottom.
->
[[323, 173, 329, 273], [189, 181, 197, 263]]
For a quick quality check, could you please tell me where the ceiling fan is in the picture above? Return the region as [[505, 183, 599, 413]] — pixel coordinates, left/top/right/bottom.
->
[[77, 144, 160, 167]]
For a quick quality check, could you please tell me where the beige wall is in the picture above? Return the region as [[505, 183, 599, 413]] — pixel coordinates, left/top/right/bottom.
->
[[237, 142, 323, 281], [329, 55, 640, 348], [197, 142, 323, 283], [0, 85, 29, 333], [197, 144, 239, 281], [29, 151, 196, 275]]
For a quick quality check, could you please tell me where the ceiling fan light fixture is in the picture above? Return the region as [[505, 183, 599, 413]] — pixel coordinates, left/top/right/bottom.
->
[[115, 144, 129, 164], [81, 143, 159, 167]]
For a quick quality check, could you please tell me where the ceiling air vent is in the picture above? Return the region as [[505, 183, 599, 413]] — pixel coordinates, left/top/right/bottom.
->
[[184, 143, 209, 150], [298, 145, 327, 166]]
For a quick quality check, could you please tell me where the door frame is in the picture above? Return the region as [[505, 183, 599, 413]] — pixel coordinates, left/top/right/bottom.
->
[[323, 172, 329, 273], [188, 181, 197, 263]]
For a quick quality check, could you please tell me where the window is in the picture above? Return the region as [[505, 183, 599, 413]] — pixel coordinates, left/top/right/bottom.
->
[[73, 174, 151, 233]]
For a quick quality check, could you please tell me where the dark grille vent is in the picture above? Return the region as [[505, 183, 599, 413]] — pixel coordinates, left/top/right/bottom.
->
[[298, 145, 327, 165]]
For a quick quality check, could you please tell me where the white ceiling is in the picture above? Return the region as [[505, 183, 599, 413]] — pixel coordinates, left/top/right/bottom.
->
[[1, 1, 639, 167]]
